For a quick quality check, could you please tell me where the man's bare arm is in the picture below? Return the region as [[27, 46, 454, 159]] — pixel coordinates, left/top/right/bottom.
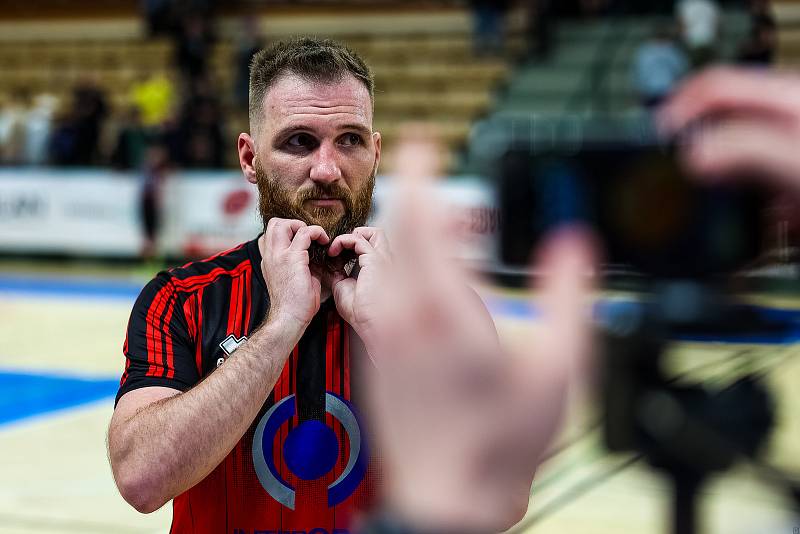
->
[[108, 315, 304, 513]]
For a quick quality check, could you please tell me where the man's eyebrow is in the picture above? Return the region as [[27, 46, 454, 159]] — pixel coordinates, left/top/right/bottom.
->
[[272, 123, 372, 141], [337, 123, 372, 136]]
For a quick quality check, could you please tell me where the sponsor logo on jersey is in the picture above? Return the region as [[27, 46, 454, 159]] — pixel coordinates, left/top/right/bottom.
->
[[252, 393, 367, 510], [218, 334, 248, 367]]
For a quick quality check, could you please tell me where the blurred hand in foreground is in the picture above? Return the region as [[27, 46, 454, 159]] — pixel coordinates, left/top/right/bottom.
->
[[360, 128, 597, 532], [659, 67, 800, 192]]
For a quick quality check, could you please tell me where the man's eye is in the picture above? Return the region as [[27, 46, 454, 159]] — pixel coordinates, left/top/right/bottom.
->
[[286, 133, 316, 148], [340, 133, 362, 147]]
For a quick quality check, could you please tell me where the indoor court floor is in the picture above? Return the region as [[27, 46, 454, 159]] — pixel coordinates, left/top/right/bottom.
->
[[1, 264, 799, 534]]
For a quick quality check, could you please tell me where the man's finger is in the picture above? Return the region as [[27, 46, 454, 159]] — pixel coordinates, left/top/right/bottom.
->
[[531, 228, 598, 378], [681, 118, 800, 192], [659, 67, 800, 135], [328, 234, 374, 257], [267, 218, 307, 249], [288, 225, 330, 251], [353, 227, 392, 259]]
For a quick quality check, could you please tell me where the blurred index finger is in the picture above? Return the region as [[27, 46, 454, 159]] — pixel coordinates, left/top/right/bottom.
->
[[659, 67, 800, 134]]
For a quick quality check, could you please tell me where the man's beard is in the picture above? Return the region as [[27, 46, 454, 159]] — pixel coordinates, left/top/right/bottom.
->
[[255, 160, 375, 272]]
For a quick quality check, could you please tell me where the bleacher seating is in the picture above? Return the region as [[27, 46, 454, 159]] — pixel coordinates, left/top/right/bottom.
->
[[0, 5, 524, 170]]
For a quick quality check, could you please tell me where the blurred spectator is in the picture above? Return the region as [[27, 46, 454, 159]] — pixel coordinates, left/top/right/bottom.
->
[[676, 0, 720, 67], [738, 0, 777, 66], [579, 0, 611, 17], [172, 91, 225, 168], [49, 80, 109, 166], [470, 0, 511, 56], [111, 106, 149, 170], [174, 13, 214, 85], [141, 0, 176, 37], [738, 17, 777, 66], [0, 88, 29, 165], [526, 0, 555, 61], [129, 72, 176, 128], [48, 111, 78, 166], [632, 26, 689, 109], [234, 17, 264, 110], [23, 94, 58, 165], [139, 143, 170, 260]]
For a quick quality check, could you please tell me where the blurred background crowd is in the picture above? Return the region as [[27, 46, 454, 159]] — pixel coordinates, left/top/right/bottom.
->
[[2, 2, 800, 533], [0, 0, 779, 172]]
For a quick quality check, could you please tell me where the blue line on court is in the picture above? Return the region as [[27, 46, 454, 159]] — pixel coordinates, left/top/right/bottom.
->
[[0, 274, 142, 300], [0, 370, 119, 427], [486, 296, 800, 345]]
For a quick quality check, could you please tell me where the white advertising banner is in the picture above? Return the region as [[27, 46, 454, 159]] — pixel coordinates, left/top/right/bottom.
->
[[0, 169, 142, 256], [0, 170, 498, 263], [159, 171, 261, 259]]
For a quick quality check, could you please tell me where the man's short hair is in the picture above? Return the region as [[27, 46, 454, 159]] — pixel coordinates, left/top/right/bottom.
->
[[248, 37, 375, 137]]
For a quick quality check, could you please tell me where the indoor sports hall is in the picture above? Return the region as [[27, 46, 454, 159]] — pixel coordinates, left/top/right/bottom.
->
[[1, 1, 800, 533]]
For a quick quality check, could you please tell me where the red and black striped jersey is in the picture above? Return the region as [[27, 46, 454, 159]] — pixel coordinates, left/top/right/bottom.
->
[[116, 237, 379, 534]]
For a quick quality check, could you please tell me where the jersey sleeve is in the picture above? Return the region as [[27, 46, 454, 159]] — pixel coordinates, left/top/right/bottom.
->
[[115, 272, 200, 405]]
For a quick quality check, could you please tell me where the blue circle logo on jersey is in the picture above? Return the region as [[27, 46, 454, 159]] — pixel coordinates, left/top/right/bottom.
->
[[252, 393, 368, 509]]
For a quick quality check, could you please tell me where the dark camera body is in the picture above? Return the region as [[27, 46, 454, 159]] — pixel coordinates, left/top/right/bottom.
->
[[498, 139, 764, 280]]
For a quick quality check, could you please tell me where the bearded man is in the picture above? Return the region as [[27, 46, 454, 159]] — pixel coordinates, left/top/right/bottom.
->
[[108, 38, 387, 532]]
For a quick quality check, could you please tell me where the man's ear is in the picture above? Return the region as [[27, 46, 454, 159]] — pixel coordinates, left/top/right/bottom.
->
[[238, 133, 258, 184], [372, 131, 382, 174]]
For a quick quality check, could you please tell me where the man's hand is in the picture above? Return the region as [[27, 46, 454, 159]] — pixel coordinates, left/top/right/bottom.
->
[[261, 218, 329, 329], [328, 226, 391, 347], [659, 67, 800, 192], [360, 129, 597, 532]]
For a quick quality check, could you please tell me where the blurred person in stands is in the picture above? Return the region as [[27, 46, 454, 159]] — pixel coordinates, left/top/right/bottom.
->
[[676, 0, 720, 67], [632, 25, 689, 110], [526, 0, 555, 60], [50, 79, 108, 166], [141, 0, 176, 37], [23, 94, 58, 166], [738, 0, 777, 66], [234, 17, 264, 111], [107, 36, 582, 533], [129, 72, 177, 129], [111, 106, 150, 170], [138, 143, 170, 261], [470, 0, 511, 56], [0, 88, 29, 165], [172, 78, 225, 168], [174, 12, 215, 86]]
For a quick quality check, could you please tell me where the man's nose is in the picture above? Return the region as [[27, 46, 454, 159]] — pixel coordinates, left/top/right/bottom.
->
[[309, 141, 343, 184]]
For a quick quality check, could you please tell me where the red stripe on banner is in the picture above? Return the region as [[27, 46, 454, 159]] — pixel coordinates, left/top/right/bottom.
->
[[162, 292, 177, 378], [145, 282, 174, 377], [194, 287, 205, 377]]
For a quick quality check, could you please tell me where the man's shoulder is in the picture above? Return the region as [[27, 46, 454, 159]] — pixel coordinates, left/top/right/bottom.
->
[[139, 240, 257, 301], [170, 240, 254, 281]]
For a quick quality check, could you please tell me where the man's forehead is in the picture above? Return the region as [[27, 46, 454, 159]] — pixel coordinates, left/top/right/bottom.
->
[[261, 73, 373, 133]]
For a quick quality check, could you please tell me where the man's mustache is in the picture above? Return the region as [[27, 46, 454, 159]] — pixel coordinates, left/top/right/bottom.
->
[[296, 185, 352, 206]]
